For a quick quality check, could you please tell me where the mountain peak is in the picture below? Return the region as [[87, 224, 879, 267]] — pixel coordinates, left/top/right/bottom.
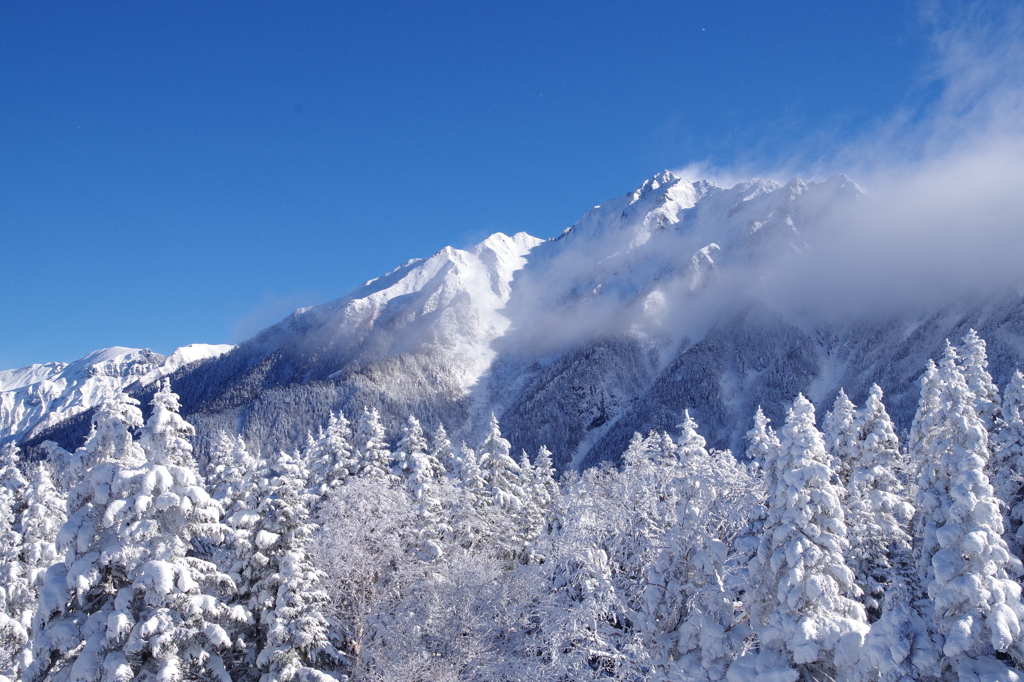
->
[[636, 170, 680, 196]]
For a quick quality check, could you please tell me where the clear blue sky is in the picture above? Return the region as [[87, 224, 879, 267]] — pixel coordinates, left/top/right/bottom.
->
[[0, 1, 935, 368]]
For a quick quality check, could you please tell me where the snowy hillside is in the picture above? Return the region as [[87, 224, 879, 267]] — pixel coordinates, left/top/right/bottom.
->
[[0, 344, 232, 445], [11, 171, 1024, 471]]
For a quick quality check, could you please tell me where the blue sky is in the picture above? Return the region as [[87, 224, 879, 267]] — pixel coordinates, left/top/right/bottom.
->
[[0, 1, 960, 368]]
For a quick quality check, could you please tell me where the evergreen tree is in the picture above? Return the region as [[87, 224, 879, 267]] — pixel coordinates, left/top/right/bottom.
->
[[454, 443, 486, 506], [307, 411, 355, 497], [642, 415, 756, 681], [676, 409, 707, 462], [856, 570, 940, 682], [478, 414, 524, 510], [916, 346, 1024, 677], [0, 438, 30, 672], [392, 415, 442, 499], [249, 450, 337, 682], [0, 443, 28, 506], [823, 388, 858, 487], [909, 359, 943, 480], [745, 394, 867, 681], [514, 450, 546, 563], [429, 423, 457, 479], [207, 432, 259, 508], [393, 416, 448, 562], [25, 385, 242, 682], [0, 487, 27, 680], [845, 384, 913, 618], [745, 406, 780, 494], [959, 328, 1001, 432], [531, 445, 560, 523], [352, 408, 392, 479], [991, 370, 1024, 555], [7, 463, 66, 676]]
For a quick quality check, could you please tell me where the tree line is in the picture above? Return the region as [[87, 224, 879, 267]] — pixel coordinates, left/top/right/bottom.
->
[[2, 329, 1024, 681]]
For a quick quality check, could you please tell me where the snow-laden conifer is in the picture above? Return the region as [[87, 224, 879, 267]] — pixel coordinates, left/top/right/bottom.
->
[[514, 450, 547, 563], [823, 388, 858, 487], [845, 384, 913, 618], [352, 407, 391, 479], [393, 416, 448, 561], [249, 450, 337, 682], [675, 409, 706, 462], [743, 394, 867, 681], [991, 370, 1024, 555], [429, 423, 457, 479], [855, 572, 940, 682], [392, 415, 443, 499], [18, 463, 66, 599], [454, 442, 486, 505], [915, 345, 1024, 677], [4, 463, 66, 676], [0, 444, 27, 502], [25, 384, 242, 682], [207, 432, 258, 508], [745, 406, 780, 493], [910, 359, 942, 473], [531, 445, 559, 522], [642, 414, 757, 681], [307, 411, 355, 497], [478, 414, 524, 510], [0, 488, 27, 680], [959, 328, 1001, 432]]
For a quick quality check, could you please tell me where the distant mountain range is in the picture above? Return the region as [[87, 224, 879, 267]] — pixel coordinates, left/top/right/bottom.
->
[[7, 171, 1024, 470]]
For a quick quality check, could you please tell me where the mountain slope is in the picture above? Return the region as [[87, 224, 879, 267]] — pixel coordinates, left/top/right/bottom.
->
[[0, 344, 232, 445], [14, 171, 1024, 470]]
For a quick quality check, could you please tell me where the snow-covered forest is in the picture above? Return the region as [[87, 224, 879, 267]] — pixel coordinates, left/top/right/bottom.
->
[[4, 329, 1024, 682]]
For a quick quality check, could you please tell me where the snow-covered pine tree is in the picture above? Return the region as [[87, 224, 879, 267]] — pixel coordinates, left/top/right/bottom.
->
[[745, 407, 780, 494], [429, 423, 457, 479], [915, 345, 1024, 678], [477, 414, 533, 560], [531, 445, 560, 525], [823, 388, 858, 488], [991, 370, 1024, 555], [207, 432, 259, 508], [25, 390, 145, 682], [675, 409, 706, 463], [514, 450, 547, 564], [0, 438, 30, 662], [743, 394, 867, 682], [959, 328, 1001, 432], [352, 407, 392, 479], [909, 359, 943, 487], [392, 415, 448, 562], [0, 443, 27, 506], [517, 445, 561, 561], [478, 414, 524, 511], [392, 415, 442, 499], [308, 411, 355, 498], [642, 414, 756, 681], [26, 384, 243, 682], [0, 486, 27, 680], [454, 442, 486, 506], [38, 441, 74, 494], [845, 384, 913, 619], [6, 463, 66, 677], [213, 446, 268, 680], [249, 449, 337, 682]]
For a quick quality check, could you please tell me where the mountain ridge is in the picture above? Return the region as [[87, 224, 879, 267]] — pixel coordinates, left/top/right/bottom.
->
[[8, 171, 1024, 472]]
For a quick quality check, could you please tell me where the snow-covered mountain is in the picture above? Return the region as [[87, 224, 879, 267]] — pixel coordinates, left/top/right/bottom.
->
[[12, 171, 1024, 469], [0, 344, 232, 445]]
